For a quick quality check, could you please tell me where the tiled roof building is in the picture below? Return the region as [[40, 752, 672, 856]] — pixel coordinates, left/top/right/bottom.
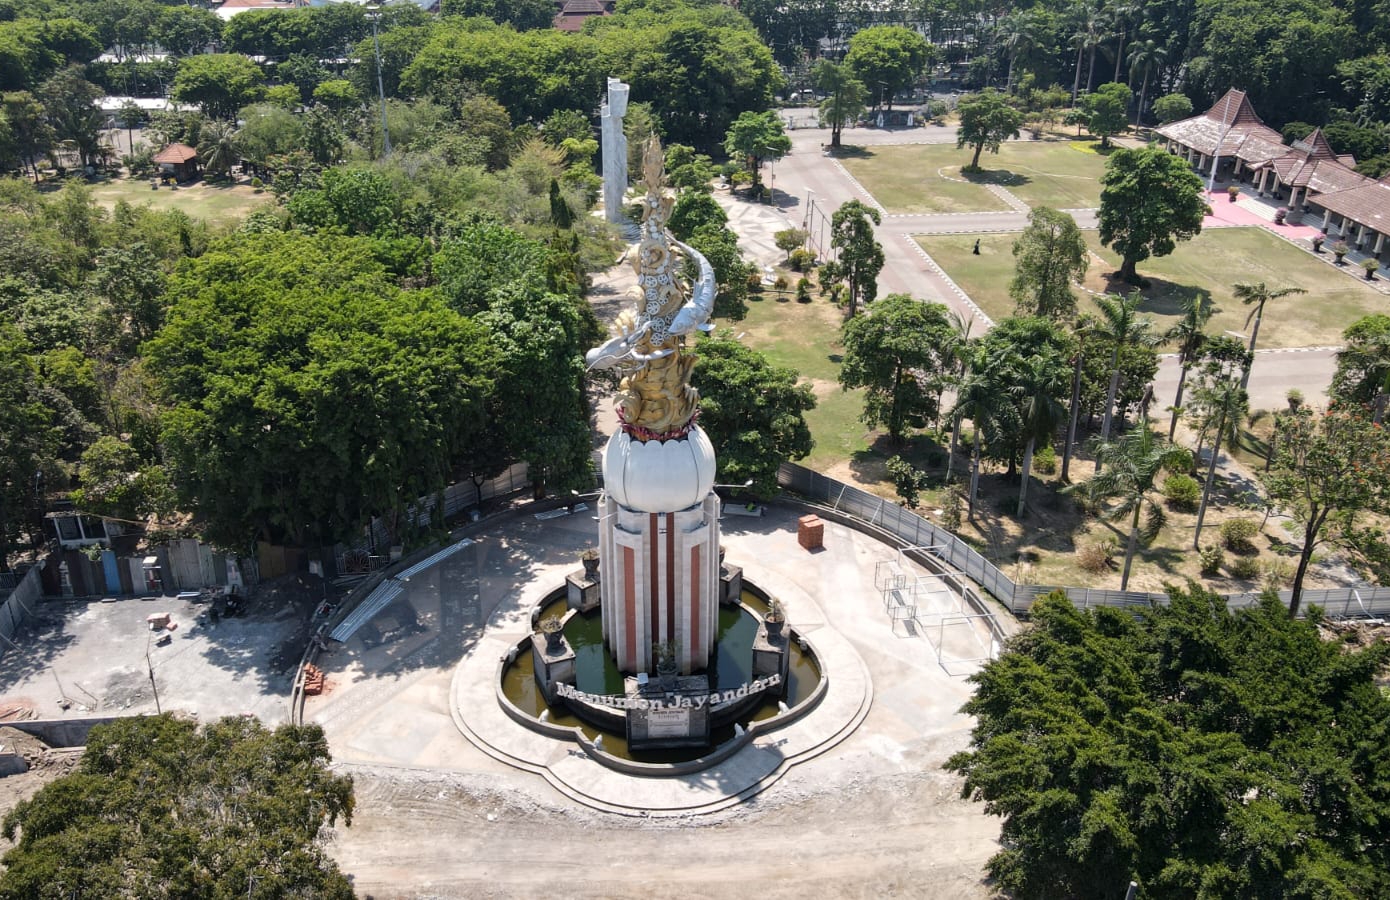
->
[[1157, 89, 1388, 258]]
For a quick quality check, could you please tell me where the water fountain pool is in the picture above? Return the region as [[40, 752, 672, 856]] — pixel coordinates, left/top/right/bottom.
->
[[499, 585, 824, 765]]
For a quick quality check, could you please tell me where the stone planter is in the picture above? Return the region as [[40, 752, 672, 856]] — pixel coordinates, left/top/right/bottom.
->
[[580, 551, 599, 580], [540, 618, 564, 652]]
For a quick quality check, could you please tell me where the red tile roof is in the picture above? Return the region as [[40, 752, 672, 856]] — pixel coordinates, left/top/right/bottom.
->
[[153, 143, 198, 164], [1155, 89, 1287, 163], [1311, 178, 1390, 232]]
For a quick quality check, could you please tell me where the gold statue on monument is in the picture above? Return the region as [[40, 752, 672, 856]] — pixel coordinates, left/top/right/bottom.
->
[[585, 136, 715, 441]]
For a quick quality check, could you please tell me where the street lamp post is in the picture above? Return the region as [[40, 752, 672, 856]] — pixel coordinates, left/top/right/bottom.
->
[[368, 7, 391, 157]]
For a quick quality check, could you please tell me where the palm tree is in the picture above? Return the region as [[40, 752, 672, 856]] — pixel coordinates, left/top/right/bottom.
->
[[1069, 4, 1104, 103], [1233, 282, 1307, 388], [1107, 0, 1137, 83], [999, 12, 1042, 94], [1164, 292, 1214, 440], [951, 363, 1015, 521], [1191, 377, 1249, 547], [1074, 425, 1192, 589], [1014, 355, 1069, 517], [196, 120, 241, 180], [943, 310, 975, 483], [1126, 39, 1165, 128], [1089, 292, 1160, 470]]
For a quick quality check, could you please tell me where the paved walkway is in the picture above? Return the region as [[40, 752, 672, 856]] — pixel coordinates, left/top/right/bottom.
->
[[308, 504, 1009, 817]]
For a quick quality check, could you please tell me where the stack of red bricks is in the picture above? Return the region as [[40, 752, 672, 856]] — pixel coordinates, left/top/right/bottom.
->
[[797, 515, 824, 550], [303, 664, 325, 696]]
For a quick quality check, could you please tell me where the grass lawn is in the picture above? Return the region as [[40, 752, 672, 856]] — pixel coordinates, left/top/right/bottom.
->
[[840, 139, 1108, 213], [919, 227, 1388, 348], [716, 284, 873, 472], [837, 145, 1008, 214], [87, 177, 268, 225]]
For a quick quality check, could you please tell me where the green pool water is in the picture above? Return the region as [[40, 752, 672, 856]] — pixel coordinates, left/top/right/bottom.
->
[[500, 589, 822, 763]]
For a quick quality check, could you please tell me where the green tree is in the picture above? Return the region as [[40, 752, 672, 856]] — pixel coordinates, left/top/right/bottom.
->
[[39, 66, 105, 169], [1330, 314, 1390, 413], [236, 102, 305, 169], [1012, 353, 1070, 517], [1262, 407, 1390, 614], [1151, 92, 1193, 124], [839, 294, 956, 444], [686, 222, 753, 321], [1074, 424, 1191, 588], [830, 199, 883, 318], [1082, 81, 1131, 147], [667, 191, 727, 241], [955, 89, 1024, 170], [663, 143, 715, 192], [845, 25, 932, 110], [1126, 39, 1165, 127], [691, 336, 815, 497], [1233, 281, 1307, 387], [722, 109, 790, 196], [434, 222, 600, 497], [441, 0, 555, 31], [1008, 206, 1086, 320], [951, 365, 1018, 519], [0, 715, 355, 897], [147, 232, 499, 548], [1098, 146, 1207, 282], [312, 78, 360, 116], [813, 58, 866, 150], [91, 242, 167, 354], [949, 585, 1390, 898], [116, 99, 143, 153], [1, 90, 51, 181], [0, 323, 57, 570], [172, 53, 264, 121]]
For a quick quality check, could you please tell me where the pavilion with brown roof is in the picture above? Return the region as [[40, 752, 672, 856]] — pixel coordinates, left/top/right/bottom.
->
[[153, 143, 199, 182], [1157, 88, 1388, 258]]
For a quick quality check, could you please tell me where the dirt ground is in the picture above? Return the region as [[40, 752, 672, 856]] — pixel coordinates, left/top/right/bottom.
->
[[331, 752, 997, 900]]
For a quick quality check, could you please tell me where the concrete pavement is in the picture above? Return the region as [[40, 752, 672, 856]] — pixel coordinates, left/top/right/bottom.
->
[[307, 504, 1007, 816]]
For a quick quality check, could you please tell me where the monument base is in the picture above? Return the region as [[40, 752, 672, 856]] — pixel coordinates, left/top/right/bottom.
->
[[566, 571, 600, 613], [625, 674, 712, 751], [531, 632, 576, 706], [719, 563, 743, 605]]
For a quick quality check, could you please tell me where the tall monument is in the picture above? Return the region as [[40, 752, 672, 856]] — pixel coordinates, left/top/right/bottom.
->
[[585, 137, 720, 675], [600, 78, 630, 225]]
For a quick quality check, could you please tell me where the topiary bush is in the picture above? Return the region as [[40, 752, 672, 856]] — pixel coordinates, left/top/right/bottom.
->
[[1198, 544, 1224, 577], [1162, 474, 1200, 512], [1220, 517, 1260, 552], [795, 277, 812, 302]]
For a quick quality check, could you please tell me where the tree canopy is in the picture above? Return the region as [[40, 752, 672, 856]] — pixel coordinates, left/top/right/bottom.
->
[[845, 25, 932, 110], [1262, 406, 1390, 614], [949, 585, 1390, 899], [146, 231, 501, 548], [1098, 146, 1208, 282], [0, 715, 355, 898], [691, 336, 814, 497], [956, 90, 1024, 170], [1009, 206, 1087, 320], [839, 294, 956, 443]]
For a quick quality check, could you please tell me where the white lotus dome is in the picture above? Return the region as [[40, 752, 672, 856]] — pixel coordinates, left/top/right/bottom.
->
[[603, 426, 716, 513]]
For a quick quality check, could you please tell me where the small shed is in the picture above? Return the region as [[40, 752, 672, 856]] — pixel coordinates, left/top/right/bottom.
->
[[153, 143, 199, 181]]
